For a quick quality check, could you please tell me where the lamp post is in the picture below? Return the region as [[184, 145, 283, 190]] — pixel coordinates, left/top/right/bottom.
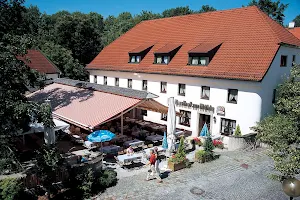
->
[[282, 177, 300, 200]]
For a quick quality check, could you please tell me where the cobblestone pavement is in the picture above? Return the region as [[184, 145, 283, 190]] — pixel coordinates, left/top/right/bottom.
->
[[96, 149, 299, 200]]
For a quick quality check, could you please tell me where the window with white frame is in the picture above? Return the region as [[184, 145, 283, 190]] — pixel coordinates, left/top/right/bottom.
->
[[94, 75, 97, 83], [129, 55, 141, 63], [220, 118, 236, 135], [178, 83, 186, 96], [128, 79, 132, 88], [161, 82, 167, 93], [161, 113, 167, 121], [155, 55, 169, 64], [104, 76, 107, 85], [142, 80, 147, 91], [190, 57, 209, 66], [115, 77, 119, 86], [227, 89, 238, 104], [179, 110, 191, 127], [201, 86, 210, 100]]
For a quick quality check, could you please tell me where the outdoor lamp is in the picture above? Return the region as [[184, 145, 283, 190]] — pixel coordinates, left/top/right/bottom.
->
[[282, 177, 300, 200], [213, 116, 216, 123]]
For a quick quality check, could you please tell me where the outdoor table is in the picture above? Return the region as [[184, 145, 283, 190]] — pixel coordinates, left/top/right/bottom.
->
[[101, 145, 121, 154], [117, 153, 143, 165], [146, 134, 163, 142], [143, 146, 165, 155], [131, 130, 149, 137], [124, 139, 144, 147]]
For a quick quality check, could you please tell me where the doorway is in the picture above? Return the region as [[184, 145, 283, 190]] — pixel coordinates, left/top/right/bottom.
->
[[199, 114, 211, 133]]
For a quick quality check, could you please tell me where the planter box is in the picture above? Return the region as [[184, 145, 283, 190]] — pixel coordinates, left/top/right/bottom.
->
[[168, 161, 186, 171]]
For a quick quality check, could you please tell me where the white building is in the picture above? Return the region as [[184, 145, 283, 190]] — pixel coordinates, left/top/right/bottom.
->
[[86, 6, 300, 137]]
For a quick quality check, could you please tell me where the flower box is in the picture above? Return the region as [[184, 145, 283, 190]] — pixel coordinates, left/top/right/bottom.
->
[[168, 161, 186, 171]]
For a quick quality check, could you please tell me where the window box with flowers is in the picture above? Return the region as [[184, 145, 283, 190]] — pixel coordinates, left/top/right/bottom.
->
[[167, 137, 188, 171], [213, 139, 224, 149]]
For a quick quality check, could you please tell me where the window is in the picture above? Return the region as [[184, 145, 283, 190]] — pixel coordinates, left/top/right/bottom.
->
[[178, 84, 186, 96], [221, 118, 236, 135], [272, 89, 276, 103], [292, 55, 296, 66], [128, 79, 132, 88], [201, 86, 210, 100], [227, 89, 238, 104], [115, 77, 119, 86], [161, 82, 167, 93], [280, 55, 287, 67], [190, 57, 209, 66], [141, 109, 147, 116], [155, 55, 169, 64], [161, 113, 167, 121], [142, 80, 147, 91], [179, 110, 191, 127], [94, 75, 97, 83], [104, 76, 107, 85], [129, 55, 141, 63]]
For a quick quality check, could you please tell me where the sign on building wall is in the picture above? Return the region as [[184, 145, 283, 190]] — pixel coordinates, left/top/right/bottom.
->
[[175, 99, 214, 113], [216, 106, 225, 116]]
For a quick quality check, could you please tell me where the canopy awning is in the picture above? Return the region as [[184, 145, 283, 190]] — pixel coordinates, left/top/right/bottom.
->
[[22, 118, 70, 135], [27, 81, 174, 131]]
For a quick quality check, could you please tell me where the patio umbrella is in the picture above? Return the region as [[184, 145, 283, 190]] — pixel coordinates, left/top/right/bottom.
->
[[167, 97, 176, 155], [200, 123, 209, 137], [162, 132, 168, 149], [87, 130, 116, 154]]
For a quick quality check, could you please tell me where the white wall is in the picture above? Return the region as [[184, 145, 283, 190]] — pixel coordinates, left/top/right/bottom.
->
[[46, 73, 59, 80], [260, 46, 300, 119]]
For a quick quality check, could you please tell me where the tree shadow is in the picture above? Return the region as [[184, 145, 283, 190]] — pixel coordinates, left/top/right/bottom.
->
[[28, 85, 95, 110]]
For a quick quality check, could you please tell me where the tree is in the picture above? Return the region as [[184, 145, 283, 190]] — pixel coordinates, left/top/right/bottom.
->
[[234, 124, 242, 136], [293, 15, 300, 27], [162, 6, 193, 18], [204, 134, 214, 152], [198, 5, 217, 13], [252, 65, 300, 179], [248, 0, 288, 24]]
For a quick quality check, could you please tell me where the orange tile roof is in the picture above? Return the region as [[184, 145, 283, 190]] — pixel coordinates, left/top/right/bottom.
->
[[18, 50, 60, 74], [87, 6, 300, 81], [288, 27, 300, 40], [129, 44, 154, 53], [155, 43, 182, 54], [189, 43, 221, 53]]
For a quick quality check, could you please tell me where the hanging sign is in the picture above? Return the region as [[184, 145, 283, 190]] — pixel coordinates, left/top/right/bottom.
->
[[216, 106, 225, 116]]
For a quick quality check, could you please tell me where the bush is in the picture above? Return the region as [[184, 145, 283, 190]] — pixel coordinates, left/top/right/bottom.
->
[[76, 168, 94, 199], [195, 150, 206, 163], [0, 178, 23, 200], [169, 137, 188, 164], [98, 170, 118, 188], [234, 124, 242, 136], [213, 140, 224, 149], [204, 135, 214, 152]]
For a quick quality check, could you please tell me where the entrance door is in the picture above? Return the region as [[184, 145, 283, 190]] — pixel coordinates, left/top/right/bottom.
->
[[199, 114, 211, 132]]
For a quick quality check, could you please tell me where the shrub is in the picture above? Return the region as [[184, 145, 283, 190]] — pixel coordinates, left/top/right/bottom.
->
[[98, 170, 118, 188], [234, 124, 242, 136], [169, 137, 188, 164], [204, 134, 214, 152], [193, 137, 202, 146], [76, 168, 94, 199], [213, 140, 224, 149], [195, 150, 206, 163], [0, 178, 23, 200]]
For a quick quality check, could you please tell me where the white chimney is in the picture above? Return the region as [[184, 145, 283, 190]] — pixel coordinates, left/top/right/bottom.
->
[[289, 21, 295, 29]]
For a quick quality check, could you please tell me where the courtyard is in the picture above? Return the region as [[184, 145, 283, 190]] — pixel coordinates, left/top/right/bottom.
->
[[97, 148, 297, 200]]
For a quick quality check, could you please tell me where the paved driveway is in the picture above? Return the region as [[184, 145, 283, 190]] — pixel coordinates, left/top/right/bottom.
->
[[97, 149, 299, 200]]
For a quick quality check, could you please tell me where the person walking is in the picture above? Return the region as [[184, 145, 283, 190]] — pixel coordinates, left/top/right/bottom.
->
[[153, 147, 161, 176], [146, 149, 162, 183]]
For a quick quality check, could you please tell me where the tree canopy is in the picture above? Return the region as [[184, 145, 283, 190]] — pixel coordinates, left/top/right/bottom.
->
[[293, 15, 300, 27], [248, 0, 288, 24]]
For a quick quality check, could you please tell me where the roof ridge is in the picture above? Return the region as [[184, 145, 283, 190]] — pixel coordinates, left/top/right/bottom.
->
[[36, 49, 61, 74], [140, 6, 258, 23], [252, 6, 281, 44]]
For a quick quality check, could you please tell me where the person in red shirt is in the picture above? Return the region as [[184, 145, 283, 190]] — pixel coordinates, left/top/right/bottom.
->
[[146, 149, 162, 183]]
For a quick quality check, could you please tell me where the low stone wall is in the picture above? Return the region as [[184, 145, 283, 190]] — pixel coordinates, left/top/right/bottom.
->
[[226, 136, 247, 151]]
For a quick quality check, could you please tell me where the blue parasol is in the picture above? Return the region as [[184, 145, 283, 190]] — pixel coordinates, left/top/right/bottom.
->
[[162, 132, 168, 149], [200, 123, 209, 137], [87, 130, 115, 143]]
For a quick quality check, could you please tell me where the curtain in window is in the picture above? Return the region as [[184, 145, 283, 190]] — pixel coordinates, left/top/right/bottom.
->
[[230, 121, 236, 134], [202, 87, 210, 98], [179, 85, 185, 94], [128, 80, 132, 88], [200, 57, 207, 65], [131, 56, 136, 63], [136, 56, 141, 62], [157, 56, 162, 63], [115, 78, 119, 86], [161, 82, 167, 92], [229, 90, 237, 102], [143, 81, 147, 90], [192, 57, 199, 65], [163, 56, 169, 64]]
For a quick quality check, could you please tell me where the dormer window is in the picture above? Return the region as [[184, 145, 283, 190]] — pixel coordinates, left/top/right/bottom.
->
[[129, 44, 153, 63], [154, 44, 181, 64], [188, 43, 221, 66]]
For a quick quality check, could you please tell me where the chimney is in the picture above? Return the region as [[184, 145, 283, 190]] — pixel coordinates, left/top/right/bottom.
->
[[289, 22, 295, 29]]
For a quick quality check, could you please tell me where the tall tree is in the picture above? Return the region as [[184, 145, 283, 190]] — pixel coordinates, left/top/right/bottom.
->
[[198, 5, 217, 13], [162, 6, 193, 18], [252, 65, 300, 180], [293, 14, 300, 27], [248, 0, 288, 24]]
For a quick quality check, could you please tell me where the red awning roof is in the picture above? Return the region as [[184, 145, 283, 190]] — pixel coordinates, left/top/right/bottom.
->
[[154, 44, 182, 54], [129, 44, 153, 54], [189, 43, 221, 53], [27, 82, 174, 130]]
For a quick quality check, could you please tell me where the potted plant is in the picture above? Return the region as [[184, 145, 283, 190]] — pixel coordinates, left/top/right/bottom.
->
[[194, 150, 206, 163], [168, 137, 188, 171]]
